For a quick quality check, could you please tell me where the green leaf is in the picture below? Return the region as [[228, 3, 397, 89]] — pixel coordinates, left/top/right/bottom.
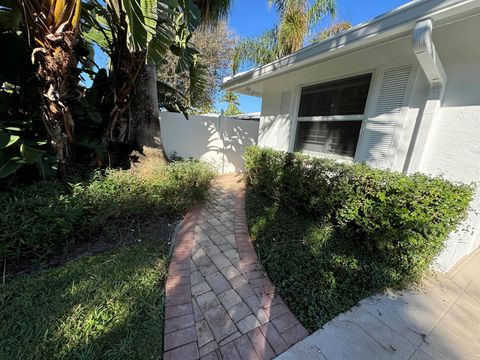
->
[[83, 26, 112, 52], [181, 0, 201, 32], [140, 0, 158, 43], [189, 61, 208, 107], [122, 0, 150, 52], [36, 154, 58, 179], [22, 139, 47, 147], [0, 154, 22, 178], [147, 21, 176, 64], [20, 144, 45, 163], [0, 129, 19, 149]]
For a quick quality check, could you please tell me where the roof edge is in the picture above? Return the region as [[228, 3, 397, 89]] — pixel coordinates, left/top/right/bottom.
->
[[222, 0, 479, 92]]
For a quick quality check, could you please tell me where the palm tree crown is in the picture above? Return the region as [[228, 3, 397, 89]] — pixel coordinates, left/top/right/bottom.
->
[[222, 91, 241, 116], [233, 0, 336, 73]]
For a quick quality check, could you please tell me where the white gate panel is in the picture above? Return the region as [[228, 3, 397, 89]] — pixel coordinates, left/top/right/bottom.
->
[[159, 112, 259, 174]]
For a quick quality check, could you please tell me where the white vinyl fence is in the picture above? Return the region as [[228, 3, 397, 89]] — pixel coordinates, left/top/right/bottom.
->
[[159, 112, 259, 174]]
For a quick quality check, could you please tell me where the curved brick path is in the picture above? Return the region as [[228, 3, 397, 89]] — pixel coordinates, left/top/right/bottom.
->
[[164, 175, 308, 360]]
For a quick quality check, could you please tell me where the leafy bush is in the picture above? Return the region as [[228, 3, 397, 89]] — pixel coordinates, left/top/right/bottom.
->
[[247, 192, 378, 330], [0, 160, 215, 268], [244, 146, 473, 284]]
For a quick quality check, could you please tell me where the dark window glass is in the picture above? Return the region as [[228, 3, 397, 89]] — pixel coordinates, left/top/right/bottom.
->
[[295, 121, 362, 158], [298, 74, 372, 117]]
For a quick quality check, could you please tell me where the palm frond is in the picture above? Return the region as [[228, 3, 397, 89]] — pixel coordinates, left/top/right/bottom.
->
[[189, 60, 208, 106], [82, 12, 114, 53], [193, 0, 232, 26], [118, 0, 155, 52], [277, 2, 307, 55], [306, 0, 336, 31], [235, 0, 337, 72], [232, 29, 278, 74], [146, 0, 178, 64], [157, 80, 190, 116], [221, 90, 240, 116]]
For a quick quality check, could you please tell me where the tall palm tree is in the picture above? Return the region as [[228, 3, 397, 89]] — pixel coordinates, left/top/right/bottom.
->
[[222, 91, 241, 116], [16, 0, 82, 174], [233, 0, 336, 73]]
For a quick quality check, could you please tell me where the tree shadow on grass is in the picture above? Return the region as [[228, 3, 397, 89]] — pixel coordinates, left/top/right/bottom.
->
[[0, 241, 167, 360]]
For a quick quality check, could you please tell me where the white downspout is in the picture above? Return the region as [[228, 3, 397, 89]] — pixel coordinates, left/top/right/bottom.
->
[[407, 19, 447, 173]]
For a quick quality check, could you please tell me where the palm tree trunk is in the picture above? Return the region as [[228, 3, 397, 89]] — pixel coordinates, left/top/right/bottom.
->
[[129, 64, 168, 166]]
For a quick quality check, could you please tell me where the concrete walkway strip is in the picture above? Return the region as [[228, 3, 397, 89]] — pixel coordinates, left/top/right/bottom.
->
[[277, 249, 480, 360], [163, 175, 308, 360]]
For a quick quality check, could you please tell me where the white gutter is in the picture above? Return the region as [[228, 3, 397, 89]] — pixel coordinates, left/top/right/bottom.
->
[[406, 19, 447, 173], [222, 0, 478, 93]]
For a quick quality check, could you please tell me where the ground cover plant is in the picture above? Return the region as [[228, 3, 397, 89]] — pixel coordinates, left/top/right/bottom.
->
[[244, 146, 473, 331], [0, 159, 216, 359], [0, 241, 168, 359], [1, 160, 215, 276]]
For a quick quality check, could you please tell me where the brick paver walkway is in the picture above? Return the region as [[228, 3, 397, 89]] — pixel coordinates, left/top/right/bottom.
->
[[164, 175, 308, 360]]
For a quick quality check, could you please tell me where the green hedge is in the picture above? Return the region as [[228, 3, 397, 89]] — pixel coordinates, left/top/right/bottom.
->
[[244, 146, 473, 283], [0, 160, 215, 267]]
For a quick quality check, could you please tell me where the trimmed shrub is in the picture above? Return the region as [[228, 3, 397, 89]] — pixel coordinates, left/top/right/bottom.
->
[[244, 146, 473, 283], [0, 160, 216, 267]]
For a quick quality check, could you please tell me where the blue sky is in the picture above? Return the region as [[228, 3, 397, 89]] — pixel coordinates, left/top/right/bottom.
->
[[218, 0, 409, 114]]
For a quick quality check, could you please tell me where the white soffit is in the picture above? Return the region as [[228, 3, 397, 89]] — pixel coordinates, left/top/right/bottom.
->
[[222, 0, 480, 93]]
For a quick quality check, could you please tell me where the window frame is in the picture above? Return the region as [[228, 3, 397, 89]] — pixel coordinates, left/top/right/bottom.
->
[[290, 70, 377, 161]]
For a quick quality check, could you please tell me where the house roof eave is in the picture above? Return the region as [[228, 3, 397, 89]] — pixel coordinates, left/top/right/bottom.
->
[[221, 0, 480, 94]]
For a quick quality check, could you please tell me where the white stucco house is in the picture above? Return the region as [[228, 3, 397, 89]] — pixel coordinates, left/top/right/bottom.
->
[[222, 0, 480, 272]]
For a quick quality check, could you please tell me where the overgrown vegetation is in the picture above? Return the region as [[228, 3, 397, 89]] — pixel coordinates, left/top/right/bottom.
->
[[0, 0, 233, 179], [244, 146, 473, 330], [1, 241, 168, 359], [1, 160, 215, 274]]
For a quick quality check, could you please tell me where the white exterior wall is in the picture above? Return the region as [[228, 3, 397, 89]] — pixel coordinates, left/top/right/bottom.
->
[[159, 112, 259, 174], [258, 36, 428, 171], [417, 17, 480, 271], [256, 14, 480, 272]]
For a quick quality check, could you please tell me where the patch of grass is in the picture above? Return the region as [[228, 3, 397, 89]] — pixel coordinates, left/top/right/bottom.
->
[[246, 190, 419, 332], [0, 241, 168, 359]]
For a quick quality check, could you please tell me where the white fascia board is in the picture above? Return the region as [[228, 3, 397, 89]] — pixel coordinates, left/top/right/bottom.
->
[[222, 0, 479, 93]]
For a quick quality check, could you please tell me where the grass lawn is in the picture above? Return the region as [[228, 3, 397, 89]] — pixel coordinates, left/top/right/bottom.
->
[[0, 240, 168, 359], [246, 190, 407, 332]]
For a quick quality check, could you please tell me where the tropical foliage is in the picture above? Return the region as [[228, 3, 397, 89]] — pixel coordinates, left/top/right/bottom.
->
[[157, 22, 235, 113], [222, 91, 241, 116], [16, 0, 82, 173], [233, 0, 336, 73], [1, 160, 215, 272], [0, 0, 232, 180], [0, 41, 56, 180]]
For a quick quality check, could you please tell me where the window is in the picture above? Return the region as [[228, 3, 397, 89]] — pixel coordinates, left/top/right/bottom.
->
[[296, 121, 362, 157], [295, 74, 372, 158]]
